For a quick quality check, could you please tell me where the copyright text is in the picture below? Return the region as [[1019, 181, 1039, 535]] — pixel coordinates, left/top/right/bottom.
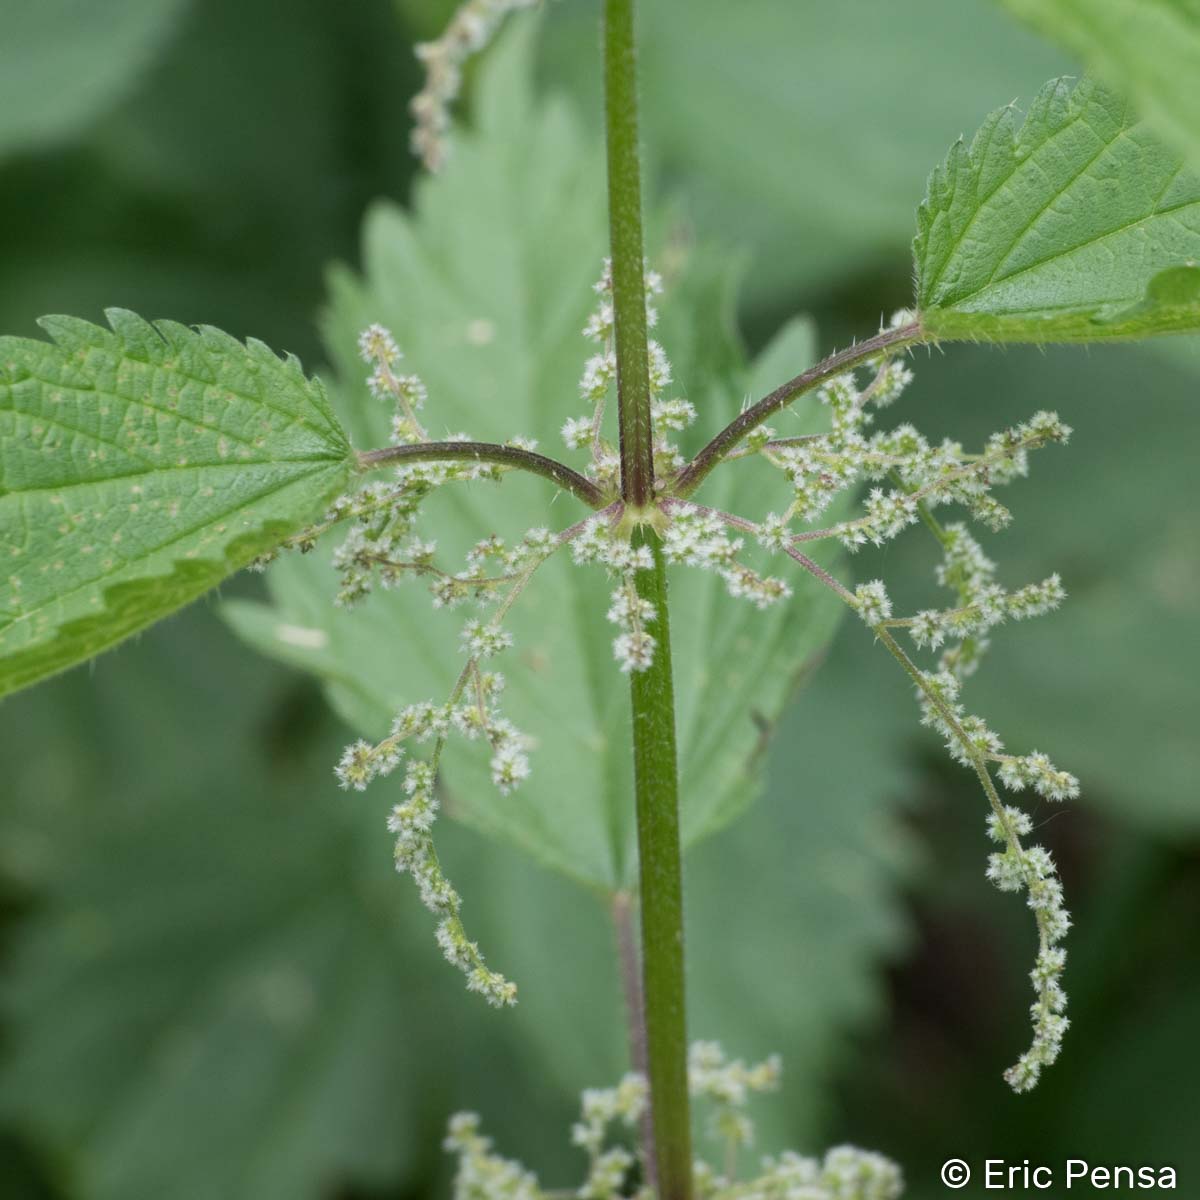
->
[[939, 1159, 1177, 1190]]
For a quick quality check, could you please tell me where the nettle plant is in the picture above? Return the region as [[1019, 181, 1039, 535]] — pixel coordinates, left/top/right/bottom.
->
[[4, 2, 1200, 1197]]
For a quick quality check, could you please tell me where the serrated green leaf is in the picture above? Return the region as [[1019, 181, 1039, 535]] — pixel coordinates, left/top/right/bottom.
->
[[915, 77, 1200, 342], [998, 0, 1200, 174], [0, 310, 355, 698], [225, 23, 843, 891], [0, 0, 190, 158]]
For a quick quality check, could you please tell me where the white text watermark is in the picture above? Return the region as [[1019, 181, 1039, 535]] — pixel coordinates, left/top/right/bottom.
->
[[940, 1158, 1178, 1191]]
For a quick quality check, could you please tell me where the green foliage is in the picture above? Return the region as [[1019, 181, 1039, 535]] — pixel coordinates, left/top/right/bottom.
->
[[0, 612, 574, 1200], [540, 0, 1066, 309], [3, 1, 1200, 1194], [0, 312, 355, 698], [0, 0, 419, 363], [226, 28, 844, 890], [915, 78, 1200, 342], [0, 605, 912, 1200], [893, 339, 1200, 832], [0, 0, 190, 158], [999, 0, 1200, 172]]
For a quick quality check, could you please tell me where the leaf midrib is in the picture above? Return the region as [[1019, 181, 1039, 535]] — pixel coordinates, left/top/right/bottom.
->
[[944, 193, 1200, 311], [1, 459, 344, 640], [5, 454, 348, 498]]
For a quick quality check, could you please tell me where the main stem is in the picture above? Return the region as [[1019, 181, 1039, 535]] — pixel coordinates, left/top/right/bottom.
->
[[629, 527, 691, 1198], [604, 0, 654, 512], [603, 2, 693, 1196]]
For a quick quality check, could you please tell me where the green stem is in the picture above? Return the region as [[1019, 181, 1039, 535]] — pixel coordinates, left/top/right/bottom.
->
[[630, 525, 692, 1199], [604, 0, 655, 511], [603, 1, 693, 1194]]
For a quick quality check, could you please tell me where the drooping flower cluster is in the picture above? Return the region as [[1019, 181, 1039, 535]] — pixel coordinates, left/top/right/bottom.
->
[[890, 522, 1066, 676], [283, 265, 1080, 1099], [409, 0, 539, 171], [332, 640, 530, 1007], [444, 1113, 541, 1200], [289, 295, 743, 997], [676, 311, 1079, 1092], [280, 323, 605, 1004], [316, 326, 531, 609], [444, 1046, 903, 1200], [911, 667, 1075, 1091]]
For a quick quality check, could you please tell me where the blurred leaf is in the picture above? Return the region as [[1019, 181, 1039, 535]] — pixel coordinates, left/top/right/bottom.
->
[[0, 604, 915, 1197], [998, 0, 1200, 173], [0, 0, 189, 158], [0, 312, 354, 698], [0, 608, 615, 1199], [688, 625, 919, 1152], [226, 22, 844, 890], [915, 78, 1200, 342], [540, 0, 1067, 310], [0, 0, 420, 362]]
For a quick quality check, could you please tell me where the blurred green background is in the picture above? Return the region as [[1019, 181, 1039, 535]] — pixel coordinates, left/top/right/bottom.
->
[[2, 1, 1198, 1197]]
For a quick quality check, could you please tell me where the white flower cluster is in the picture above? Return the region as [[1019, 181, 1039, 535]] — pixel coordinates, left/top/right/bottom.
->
[[744, 318, 1070, 553], [572, 1073, 649, 1158], [708, 316, 1077, 1093], [573, 1074, 649, 1200], [574, 515, 659, 672], [563, 260, 691, 489], [409, 0, 539, 171], [663, 508, 792, 611], [853, 523, 1067, 680], [718, 1147, 903, 1200], [911, 667, 1076, 1091], [358, 323, 429, 441], [296, 324, 594, 1006], [333, 633, 528, 1006], [321, 330, 503, 608], [853, 579, 892, 625], [444, 1113, 540, 1200], [325, 328, 550, 612], [444, 1046, 903, 1200], [688, 1040, 781, 1154]]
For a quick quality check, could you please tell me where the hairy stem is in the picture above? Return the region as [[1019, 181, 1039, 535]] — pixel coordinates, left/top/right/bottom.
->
[[357, 442, 608, 509], [604, 0, 655, 511], [603, 0, 693, 1192], [672, 322, 923, 498], [629, 525, 691, 1198]]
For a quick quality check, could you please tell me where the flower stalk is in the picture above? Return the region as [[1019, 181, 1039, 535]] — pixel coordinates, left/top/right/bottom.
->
[[672, 321, 922, 498], [357, 442, 608, 509]]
